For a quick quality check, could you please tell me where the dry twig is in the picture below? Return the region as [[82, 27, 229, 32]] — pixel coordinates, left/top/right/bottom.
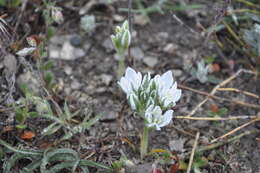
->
[[187, 69, 257, 117], [187, 132, 200, 173], [217, 87, 260, 99], [211, 117, 260, 143], [176, 115, 258, 121]]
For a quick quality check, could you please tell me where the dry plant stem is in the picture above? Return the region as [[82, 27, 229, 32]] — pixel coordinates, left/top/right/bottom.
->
[[211, 117, 260, 143], [13, 0, 28, 39], [175, 115, 258, 121], [187, 69, 257, 117], [187, 132, 200, 173], [193, 130, 256, 155], [234, 0, 260, 9], [217, 88, 260, 99], [179, 85, 260, 110]]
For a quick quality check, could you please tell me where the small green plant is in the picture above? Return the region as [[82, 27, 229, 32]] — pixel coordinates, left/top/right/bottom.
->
[[208, 107, 228, 118], [0, 0, 21, 8], [41, 101, 100, 141], [80, 15, 96, 33], [184, 59, 211, 83], [243, 22, 260, 57], [14, 84, 40, 129], [0, 139, 110, 173], [111, 20, 131, 78]]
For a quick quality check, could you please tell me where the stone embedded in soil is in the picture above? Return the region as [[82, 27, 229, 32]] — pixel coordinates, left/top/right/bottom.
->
[[169, 138, 185, 152], [64, 66, 73, 75], [130, 47, 144, 60], [163, 43, 179, 54], [143, 56, 158, 68], [99, 74, 113, 86], [59, 41, 85, 60], [172, 69, 183, 77], [70, 34, 82, 47], [134, 14, 149, 26], [102, 38, 114, 52], [70, 79, 82, 90]]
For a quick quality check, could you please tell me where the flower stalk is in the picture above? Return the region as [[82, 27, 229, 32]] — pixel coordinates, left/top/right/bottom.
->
[[140, 125, 149, 159]]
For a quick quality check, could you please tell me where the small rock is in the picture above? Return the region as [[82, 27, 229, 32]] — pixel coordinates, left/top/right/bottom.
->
[[155, 32, 169, 43], [49, 45, 60, 59], [102, 38, 114, 52], [71, 79, 82, 90], [172, 69, 182, 77], [169, 138, 185, 152], [50, 35, 68, 45], [134, 15, 149, 26], [113, 14, 124, 22], [70, 35, 82, 47], [59, 41, 85, 60], [143, 56, 158, 68], [64, 66, 73, 75], [163, 43, 179, 54], [130, 47, 144, 60], [100, 110, 118, 121], [100, 74, 113, 86]]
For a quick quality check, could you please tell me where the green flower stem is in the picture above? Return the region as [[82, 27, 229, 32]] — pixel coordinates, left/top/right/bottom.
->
[[117, 53, 125, 79], [140, 125, 149, 159]]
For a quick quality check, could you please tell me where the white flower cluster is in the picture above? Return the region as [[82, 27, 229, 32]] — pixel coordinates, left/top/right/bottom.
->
[[118, 67, 181, 130]]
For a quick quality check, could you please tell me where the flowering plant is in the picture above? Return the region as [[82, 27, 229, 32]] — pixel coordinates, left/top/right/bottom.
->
[[111, 21, 131, 78], [118, 67, 181, 158]]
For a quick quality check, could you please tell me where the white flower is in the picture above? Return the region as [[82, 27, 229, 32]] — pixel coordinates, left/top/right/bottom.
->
[[16, 47, 36, 56], [145, 105, 173, 130], [118, 67, 142, 96], [153, 71, 181, 108]]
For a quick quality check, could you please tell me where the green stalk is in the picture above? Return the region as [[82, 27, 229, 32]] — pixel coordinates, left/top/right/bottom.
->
[[140, 125, 149, 159], [117, 53, 125, 79]]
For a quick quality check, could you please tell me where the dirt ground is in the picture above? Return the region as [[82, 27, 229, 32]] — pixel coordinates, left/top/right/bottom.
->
[[0, 0, 260, 172]]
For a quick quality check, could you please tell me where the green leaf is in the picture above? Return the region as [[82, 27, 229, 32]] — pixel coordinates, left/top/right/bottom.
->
[[28, 112, 39, 118], [15, 108, 25, 123], [20, 159, 42, 173], [63, 101, 71, 120], [41, 60, 54, 71], [42, 122, 62, 136], [218, 108, 228, 116], [0, 139, 42, 156], [16, 124, 27, 129], [80, 114, 101, 130], [80, 160, 111, 170], [47, 26, 56, 39], [44, 71, 54, 88], [41, 148, 80, 172]]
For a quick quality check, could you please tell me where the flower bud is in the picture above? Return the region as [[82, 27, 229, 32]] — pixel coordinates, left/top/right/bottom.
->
[[51, 7, 64, 24]]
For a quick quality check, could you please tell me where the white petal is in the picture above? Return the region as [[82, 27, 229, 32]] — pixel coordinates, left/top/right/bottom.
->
[[118, 77, 131, 94], [158, 110, 173, 127], [153, 106, 162, 115], [129, 94, 137, 110], [155, 125, 161, 131], [145, 105, 154, 114], [125, 67, 137, 81], [172, 89, 182, 103], [161, 71, 173, 89], [16, 47, 36, 56]]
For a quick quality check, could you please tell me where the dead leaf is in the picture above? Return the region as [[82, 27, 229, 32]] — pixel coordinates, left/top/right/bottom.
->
[[211, 63, 220, 72], [20, 131, 35, 140], [210, 104, 219, 113]]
